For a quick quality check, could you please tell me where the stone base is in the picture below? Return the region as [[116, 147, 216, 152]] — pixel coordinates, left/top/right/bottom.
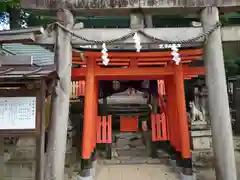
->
[[180, 172, 196, 180], [192, 150, 214, 168], [191, 121, 208, 129], [168, 159, 176, 169], [4, 160, 35, 179], [90, 160, 97, 176], [4, 137, 76, 180], [4, 137, 36, 180], [191, 129, 212, 150], [174, 165, 183, 173], [78, 175, 93, 180]]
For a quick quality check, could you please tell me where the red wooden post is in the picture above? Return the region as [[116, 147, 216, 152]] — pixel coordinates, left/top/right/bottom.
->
[[171, 77, 181, 153], [82, 57, 97, 159], [164, 78, 172, 142], [164, 77, 176, 168], [92, 79, 99, 150], [96, 115, 112, 144], [173, 64, 192, 175], [168, 76, 178, 150]]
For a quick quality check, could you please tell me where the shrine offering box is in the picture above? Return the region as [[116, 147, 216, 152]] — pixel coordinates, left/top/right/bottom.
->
[[0, 89, 42, 136]]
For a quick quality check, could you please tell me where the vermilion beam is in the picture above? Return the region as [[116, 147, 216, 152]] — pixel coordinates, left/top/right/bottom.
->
[[80, 48, 203, 58], [72, 68, 86, 80], [183, 66, 205, 75], [72, 55, 202, 63], [71, 66, 205, 79], [94, 66, 174, 80]]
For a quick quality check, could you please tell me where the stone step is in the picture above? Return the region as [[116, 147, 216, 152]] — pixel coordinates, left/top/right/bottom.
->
[[191, 130, 212, 137], [4, 178, 33, 180], [8, 147, 36, 161], [97, 157, 168, 165], [15, 138, 36, 147], [4, 160, 35, 178]]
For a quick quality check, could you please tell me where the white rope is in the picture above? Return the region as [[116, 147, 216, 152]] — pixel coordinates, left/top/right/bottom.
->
[[133, 32, 142, 52], [171, 44, 181, 65], [101, 43, 110, 66]]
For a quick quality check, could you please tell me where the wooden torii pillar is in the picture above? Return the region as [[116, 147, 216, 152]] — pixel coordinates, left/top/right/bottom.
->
[[164, 65, 192, 177], [173, 64, 192, 176], [165, 76, 180, 165], [80, 56, 98, 180]]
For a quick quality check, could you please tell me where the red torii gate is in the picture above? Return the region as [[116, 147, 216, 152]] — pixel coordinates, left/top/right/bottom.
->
[[71, 47, 205, 175]]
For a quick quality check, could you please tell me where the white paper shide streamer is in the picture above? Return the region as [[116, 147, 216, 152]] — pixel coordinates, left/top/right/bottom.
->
[[133, 32, 142, 52], [101, 43, 110, 66], [171, 44, 181, 65]]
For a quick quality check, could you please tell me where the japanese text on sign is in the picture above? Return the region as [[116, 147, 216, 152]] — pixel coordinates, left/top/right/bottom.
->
[[0, 97, 36, 130]]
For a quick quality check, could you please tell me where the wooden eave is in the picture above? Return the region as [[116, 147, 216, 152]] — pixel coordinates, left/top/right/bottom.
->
[[0, 27, 44, 43], [0, 64, 57, 82]]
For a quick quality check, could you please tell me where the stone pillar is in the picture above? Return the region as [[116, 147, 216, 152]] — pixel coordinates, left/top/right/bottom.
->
[[44, 8, 74, 180], [201, 7, 237, 180], [144, 15, 153, 28], [130, 12, 144, 29]]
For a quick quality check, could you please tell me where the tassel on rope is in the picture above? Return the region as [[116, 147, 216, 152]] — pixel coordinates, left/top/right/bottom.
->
[[133, 32, 142, 52], [171, 44, 181, 65], [101, 43, 110, 66]]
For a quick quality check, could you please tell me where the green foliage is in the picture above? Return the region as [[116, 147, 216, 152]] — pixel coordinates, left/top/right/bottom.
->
[[0, 0, 20, 12], [222, 12, 240, 76], [223, 45, 240, 76], [225, 58, 239, 76], [25, 14, 54, 27]]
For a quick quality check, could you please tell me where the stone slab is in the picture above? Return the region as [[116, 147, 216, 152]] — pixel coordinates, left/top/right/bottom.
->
[[10, 147, 36, 160], [180, 173, 197, 180], [192, 136, 211, 150], [169, 159, 177, 169], [191, 130, 211, 137], [95, 164, 179, 180], [174, 166, 183, 173], [116, 139, 131, 149], [4, 161, 35, 178]]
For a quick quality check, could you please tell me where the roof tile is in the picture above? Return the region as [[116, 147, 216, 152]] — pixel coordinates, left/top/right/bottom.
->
[[2, 43, 54, 66]]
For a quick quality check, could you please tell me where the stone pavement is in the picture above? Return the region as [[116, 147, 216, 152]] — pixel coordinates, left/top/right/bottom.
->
[[95, 164, 179, 180], [5, 136, 240, 180]]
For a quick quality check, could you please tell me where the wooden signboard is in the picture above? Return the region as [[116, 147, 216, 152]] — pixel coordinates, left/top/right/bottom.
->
[[0, 89, 42, 136]]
